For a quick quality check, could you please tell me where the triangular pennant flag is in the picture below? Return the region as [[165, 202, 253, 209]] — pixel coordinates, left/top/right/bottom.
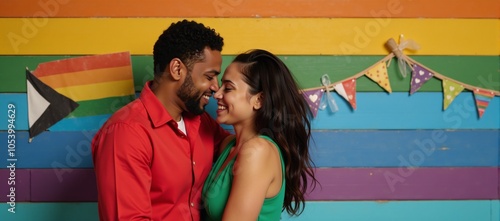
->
[[302, 89, 324, 118], [473, 88, 495, 118], [410, 64, 434, 94], [26, 69, 79, 140], [365, 61, 392, 93], [442, 79, 464, 110], [334, 78, 357, 110]]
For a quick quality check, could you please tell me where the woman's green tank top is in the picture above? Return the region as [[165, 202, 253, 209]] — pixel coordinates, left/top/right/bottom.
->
[[202, 135, 286, 221]]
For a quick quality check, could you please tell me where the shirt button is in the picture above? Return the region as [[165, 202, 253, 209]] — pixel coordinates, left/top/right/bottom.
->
[[192, 161, 196, 166], [190, 202, 194, 207]]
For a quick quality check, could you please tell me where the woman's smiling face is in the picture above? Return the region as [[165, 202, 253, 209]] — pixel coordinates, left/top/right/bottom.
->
[[213, 62, 261, 126]]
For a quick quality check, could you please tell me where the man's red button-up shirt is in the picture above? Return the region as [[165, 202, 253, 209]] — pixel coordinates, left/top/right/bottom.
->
[[92, 82, 229, 221]]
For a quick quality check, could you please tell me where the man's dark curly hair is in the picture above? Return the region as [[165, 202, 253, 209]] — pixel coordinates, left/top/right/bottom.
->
[[153, 20, 224, 77]]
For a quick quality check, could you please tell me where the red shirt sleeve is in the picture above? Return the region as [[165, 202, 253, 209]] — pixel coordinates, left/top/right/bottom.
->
[[92, 122, 154, 221]]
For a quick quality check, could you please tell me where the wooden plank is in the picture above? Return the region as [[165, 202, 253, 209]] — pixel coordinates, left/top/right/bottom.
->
[[0, 203, 98, 221], [1, 92, 499, 131], [0, 0, 498, 18], [0, 201, 497, 221], [493, 200, 500, 221], [30, 169, 98, 202], [307, 92, 500, 130], [0, 131, 95, 169], [3, 167, 497, 202], [0, 169, 30, 202], [308, 167, 499, 200], [1, 130, 498, 169], [1, 18, 498, 55], [2, 55, 499, 93], [310, 130, 500, 168], [280, 200, 497, 221]]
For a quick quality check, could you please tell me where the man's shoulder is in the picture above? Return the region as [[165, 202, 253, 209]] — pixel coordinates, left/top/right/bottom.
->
[[106, 98, 147, 125]]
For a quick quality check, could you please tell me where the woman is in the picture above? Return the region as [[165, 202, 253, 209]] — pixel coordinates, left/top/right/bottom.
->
[[202, 49, 317, 221]]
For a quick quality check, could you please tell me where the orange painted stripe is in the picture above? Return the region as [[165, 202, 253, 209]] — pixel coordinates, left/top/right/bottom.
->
[[0, 0, 498, 18], [37, 66, 132, 88], [53, 79, 135, 101], [33, 52, 131, 77]]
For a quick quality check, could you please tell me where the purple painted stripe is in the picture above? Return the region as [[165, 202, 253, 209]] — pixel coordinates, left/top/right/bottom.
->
[[2, 167, 498, 202], [0, 169, 30, 202], [307, 168, 499, 200], [30, 169, 97, 202]]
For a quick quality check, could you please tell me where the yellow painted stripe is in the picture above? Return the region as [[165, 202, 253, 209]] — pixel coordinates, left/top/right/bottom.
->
[[38, 66, 132, 88], [54, 79, 135, 101], [1, 18, 498, 55]]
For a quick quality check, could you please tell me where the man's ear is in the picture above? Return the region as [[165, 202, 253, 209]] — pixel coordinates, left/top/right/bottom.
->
[[168, 58, 184, 81], [253, 93, 263, 110]]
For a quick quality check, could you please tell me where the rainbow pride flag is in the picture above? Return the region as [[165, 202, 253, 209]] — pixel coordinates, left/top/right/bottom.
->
[[33, 51, 135, 118], [27, 52, 135, 139]]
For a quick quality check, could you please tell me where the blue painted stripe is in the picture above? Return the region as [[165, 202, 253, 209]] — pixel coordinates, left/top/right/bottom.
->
[[304, 92, 500, 130], [1, 130, 497, 168], [49, 114, 110, 131], [310, 130, 499, 168], [1, 92, 499, 131], [0, 201, 497, 221]]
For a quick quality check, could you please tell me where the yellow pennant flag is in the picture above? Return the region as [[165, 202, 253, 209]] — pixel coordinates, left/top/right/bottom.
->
[[365, 61, 392, 93]]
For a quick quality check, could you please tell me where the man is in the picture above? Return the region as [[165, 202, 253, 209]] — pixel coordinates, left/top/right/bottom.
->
[[92, 20, 231, 221]]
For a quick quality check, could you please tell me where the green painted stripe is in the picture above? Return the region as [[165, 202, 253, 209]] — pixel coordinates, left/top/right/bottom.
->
[[0, 201, 497, 221], [69, 95, 136, 117], [1, 55, 498, 93]]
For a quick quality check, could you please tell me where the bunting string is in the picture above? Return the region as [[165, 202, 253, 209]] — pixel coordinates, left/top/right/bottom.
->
[[299, 37, 500, 119], [303, 53, 395, 92], [404, 56, 500, 96]]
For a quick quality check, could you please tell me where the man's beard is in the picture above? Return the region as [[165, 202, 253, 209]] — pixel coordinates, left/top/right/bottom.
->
[[177, 73, 205, 115]]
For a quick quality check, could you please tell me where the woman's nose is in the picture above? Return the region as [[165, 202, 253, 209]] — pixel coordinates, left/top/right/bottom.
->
[[213, 87, 223, 99]]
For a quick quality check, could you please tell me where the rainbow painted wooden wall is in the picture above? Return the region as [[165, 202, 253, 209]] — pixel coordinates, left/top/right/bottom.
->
[[1, 0, 499, 220]]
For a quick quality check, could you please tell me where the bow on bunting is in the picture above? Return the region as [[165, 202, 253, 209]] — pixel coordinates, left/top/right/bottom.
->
[[386, 35, 420, 78], [319, 74, 339, 113]]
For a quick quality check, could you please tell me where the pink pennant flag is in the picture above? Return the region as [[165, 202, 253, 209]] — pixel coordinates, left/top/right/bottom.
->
[[473, 88, 495, 118], [410, 64, 434, 95], [334, 78, 357, 110], [302, 89, 324, 118]]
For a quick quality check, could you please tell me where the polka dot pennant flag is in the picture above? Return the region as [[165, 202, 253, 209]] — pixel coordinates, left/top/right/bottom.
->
[[365, 61, 392, 93], [473, 88, 495, 118], [410, 64, 434, 95], [302, 89, 324, 118], [334, 78, 357, 110], [442, 79, 464, 110]]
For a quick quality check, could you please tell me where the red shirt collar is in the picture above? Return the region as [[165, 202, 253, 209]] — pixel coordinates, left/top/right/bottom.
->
[[139, 81, 174, 128], [139, 81, 201, 128]]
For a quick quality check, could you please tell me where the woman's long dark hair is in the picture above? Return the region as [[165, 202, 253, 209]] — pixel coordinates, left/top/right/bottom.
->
[[233, 49, 318, 216]]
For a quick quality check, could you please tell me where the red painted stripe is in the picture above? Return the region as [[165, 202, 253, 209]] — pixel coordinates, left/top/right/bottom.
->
[[33, 51, 131, 77], [1, 167, 497, 202]]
